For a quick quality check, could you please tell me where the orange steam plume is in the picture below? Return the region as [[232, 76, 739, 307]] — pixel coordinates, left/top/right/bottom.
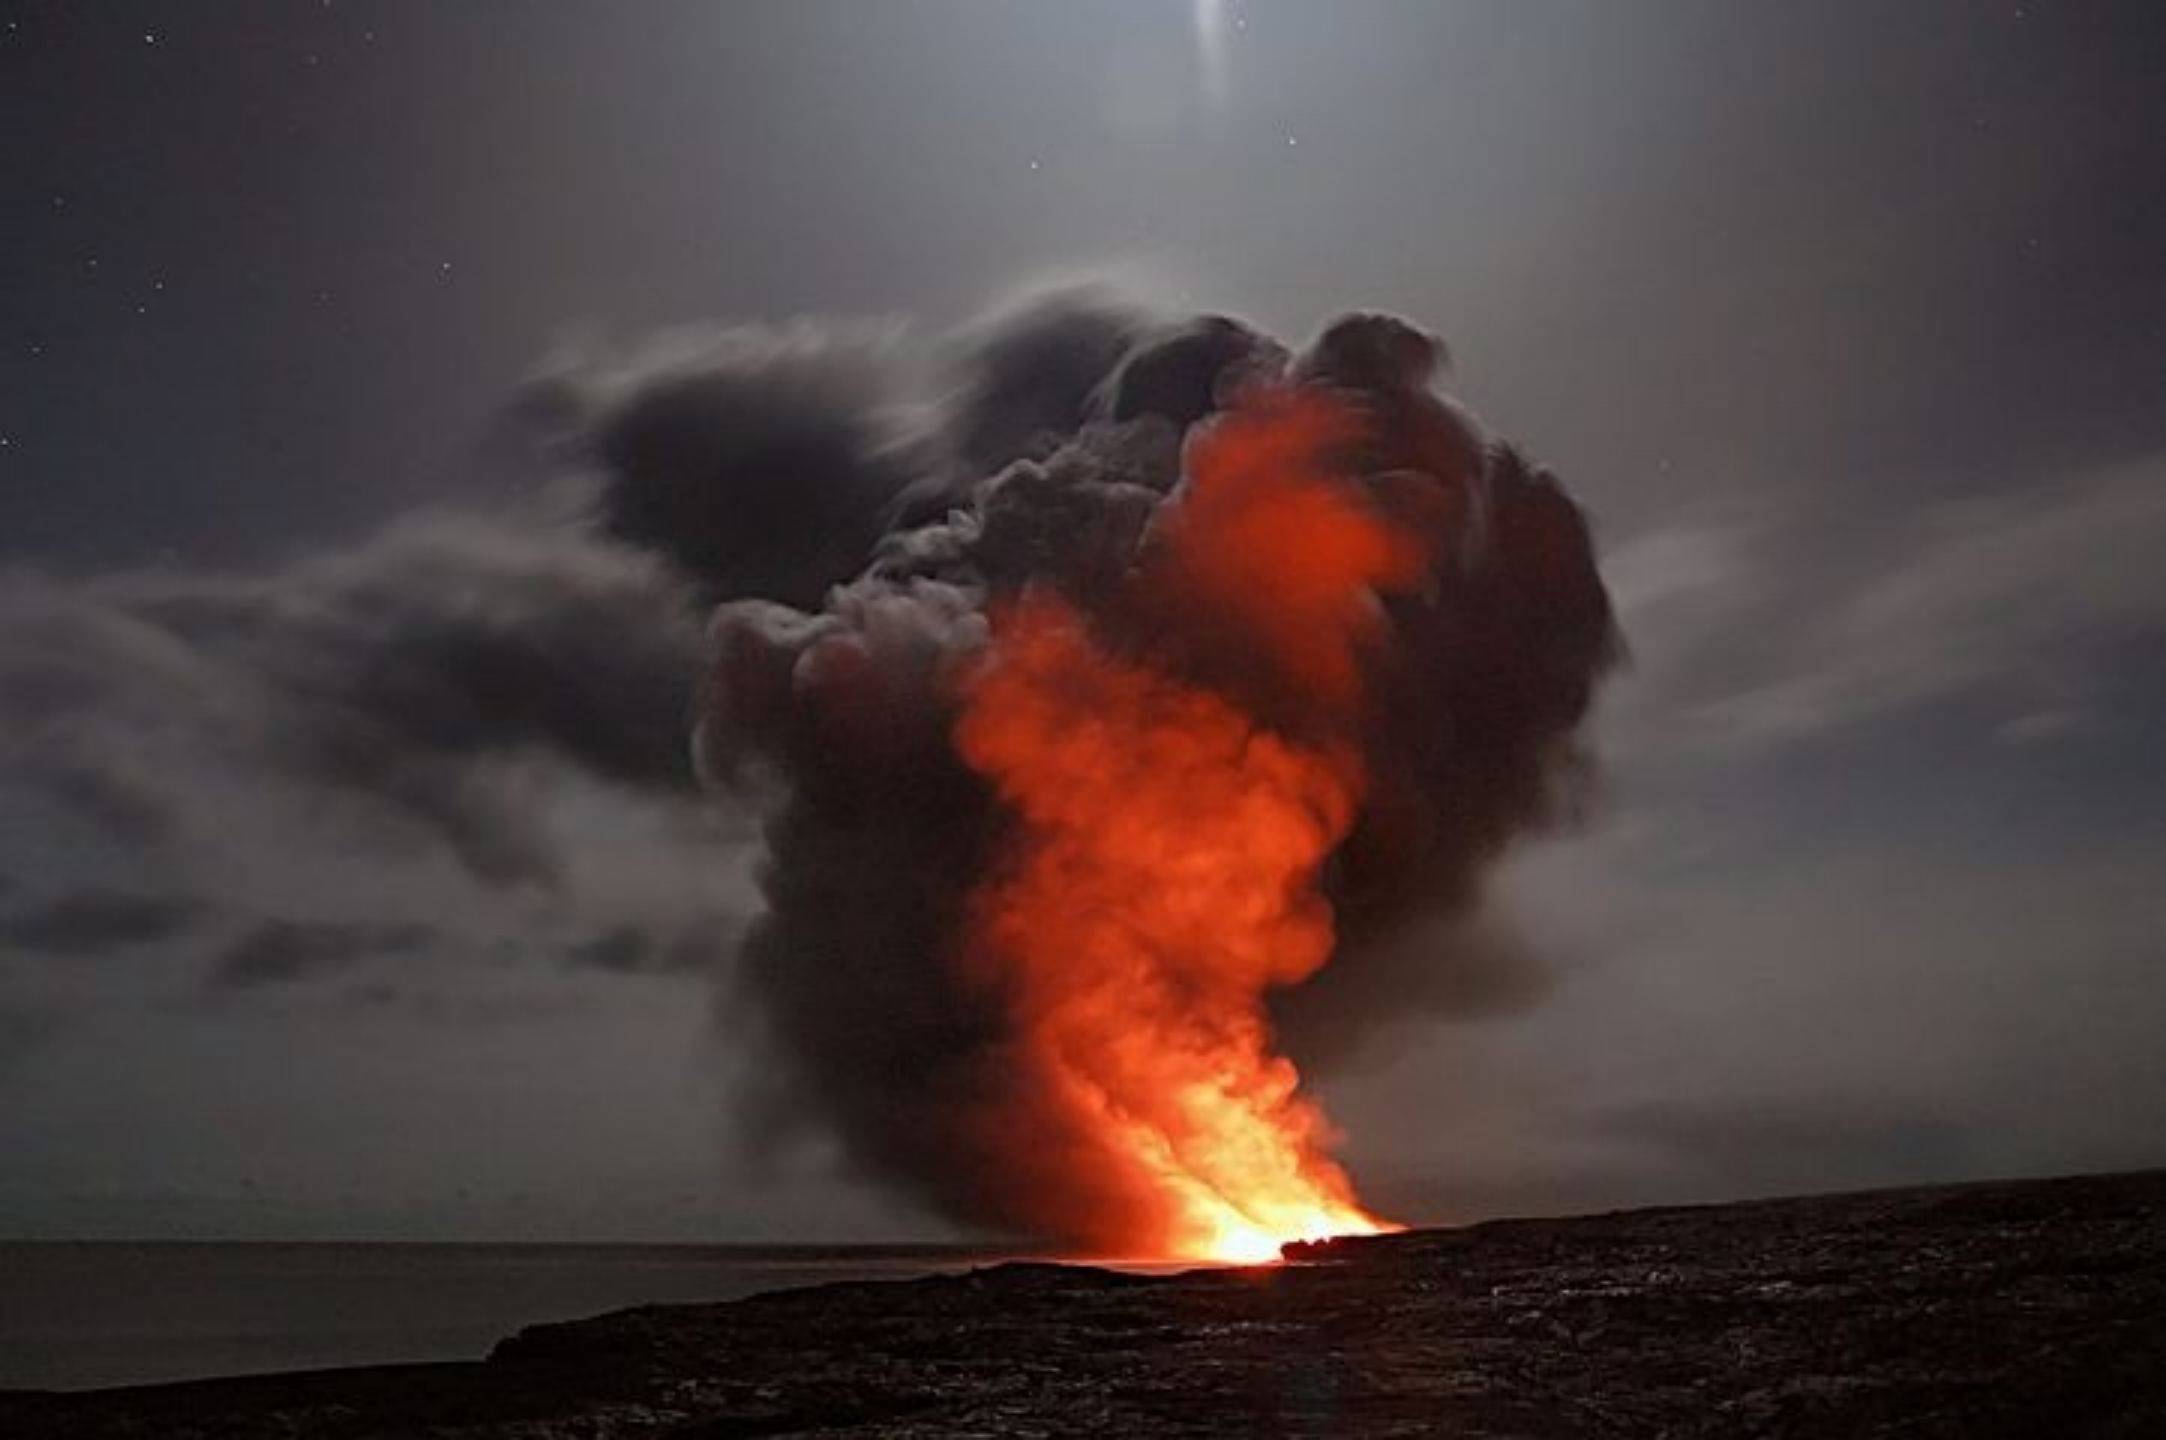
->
[[953, 390, 1416, 1261]]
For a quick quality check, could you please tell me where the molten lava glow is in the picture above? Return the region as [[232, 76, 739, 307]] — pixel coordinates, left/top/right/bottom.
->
[[953, 393, 1411, 1263]]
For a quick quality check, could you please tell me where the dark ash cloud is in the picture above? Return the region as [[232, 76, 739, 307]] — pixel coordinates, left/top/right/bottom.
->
[[940, 286, 1148, 479], [211, 919, 435, 990], [563, 919, 739, 976], [0, 889, 209, 958], [682, 300, 1618, 1243], [528, 323, 923, 609]]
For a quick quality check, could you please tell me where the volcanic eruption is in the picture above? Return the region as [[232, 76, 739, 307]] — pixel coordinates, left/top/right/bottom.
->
[[684, 304, 1617, 1261]]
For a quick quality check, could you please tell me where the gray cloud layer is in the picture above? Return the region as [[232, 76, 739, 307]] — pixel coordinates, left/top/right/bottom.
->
[[2, 517, 701, 889], [0, 889, 208, 960]]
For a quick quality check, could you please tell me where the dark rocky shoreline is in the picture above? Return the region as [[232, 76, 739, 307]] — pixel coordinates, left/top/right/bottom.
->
[[6, 1170, 2162, 1437]]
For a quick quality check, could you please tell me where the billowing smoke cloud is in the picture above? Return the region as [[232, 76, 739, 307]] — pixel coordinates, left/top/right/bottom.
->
[[940, 287, 1150, 479], [1, 285, 1613, 1251], [677, 299, 1618, 1247], [527, 320, 924, 609]]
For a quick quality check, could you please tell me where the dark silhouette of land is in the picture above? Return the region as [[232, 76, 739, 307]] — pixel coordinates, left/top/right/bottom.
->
[[6, 1170, 2161, 1437]]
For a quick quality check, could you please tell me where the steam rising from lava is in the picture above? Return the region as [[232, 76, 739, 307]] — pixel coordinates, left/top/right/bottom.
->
[[686, 305, 1617, 1260]]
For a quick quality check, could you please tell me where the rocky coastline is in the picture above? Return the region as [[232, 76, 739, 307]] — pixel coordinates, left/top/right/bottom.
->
[[5, 1170, 2161, 1437]]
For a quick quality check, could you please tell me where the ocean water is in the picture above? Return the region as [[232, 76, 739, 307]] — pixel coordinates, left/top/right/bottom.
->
[[0, 1241, 1016, 1392]]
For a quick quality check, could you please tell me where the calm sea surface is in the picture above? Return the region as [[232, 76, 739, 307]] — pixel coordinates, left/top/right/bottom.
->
[[0, 1241, 1021, 1391]]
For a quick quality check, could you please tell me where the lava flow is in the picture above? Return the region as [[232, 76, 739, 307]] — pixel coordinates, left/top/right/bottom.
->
[[953, 393, 1415, 1262]]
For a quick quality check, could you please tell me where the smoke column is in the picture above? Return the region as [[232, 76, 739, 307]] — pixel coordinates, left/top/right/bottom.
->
[[690, 306, 1617, 1259]]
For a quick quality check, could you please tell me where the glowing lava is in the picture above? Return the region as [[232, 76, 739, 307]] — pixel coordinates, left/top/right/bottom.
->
[[953, 392, 1413, 1263]]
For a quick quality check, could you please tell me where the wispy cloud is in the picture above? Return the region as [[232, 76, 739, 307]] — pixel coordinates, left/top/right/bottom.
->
[[1598, 451, 2166, 761]]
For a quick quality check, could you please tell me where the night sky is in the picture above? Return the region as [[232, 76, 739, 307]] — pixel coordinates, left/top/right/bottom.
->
[[3, 1, 2164, 1241]]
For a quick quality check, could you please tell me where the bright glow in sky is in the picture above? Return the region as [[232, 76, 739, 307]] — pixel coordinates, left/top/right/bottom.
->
[[1193, 0, 1230, 110]]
